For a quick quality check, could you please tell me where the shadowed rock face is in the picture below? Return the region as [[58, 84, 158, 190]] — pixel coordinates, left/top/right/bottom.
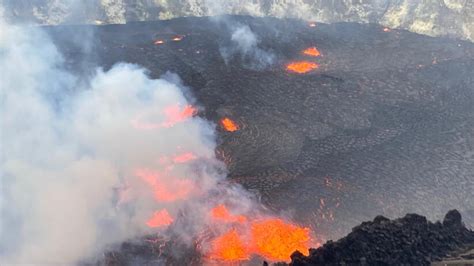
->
[[288, 210, 474, 266], [45, 16, 474, 239], [5, 1, 474, 42]]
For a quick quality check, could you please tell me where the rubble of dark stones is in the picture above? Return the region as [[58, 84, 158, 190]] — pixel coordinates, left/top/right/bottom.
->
[[274, 210, 474, 266], [87, 234, 203, 266]]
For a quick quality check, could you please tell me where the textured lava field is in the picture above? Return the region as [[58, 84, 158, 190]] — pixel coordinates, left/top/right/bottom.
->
[[45, 16, 474, 240]]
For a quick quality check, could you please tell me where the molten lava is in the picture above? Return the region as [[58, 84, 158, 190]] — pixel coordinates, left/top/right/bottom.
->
[[136, 168, 194, 202], [207, 216, 312, 262], [251, 219, 311, 261], [303, 47, 321, 57], [308, 22, 316, 28], [146, 209, 174, 228], [220, 117, 239, 132], [154, 39, 165, 45], [173, 152, 197, 163], [131, 104, 197, 130], [383, 27, 391, 32], [162, 104, 197, 128], [209, 229, 249, 261], [286, 61, 319, 74], [172, 35, 184, 41], [211, 204, 247, 224]]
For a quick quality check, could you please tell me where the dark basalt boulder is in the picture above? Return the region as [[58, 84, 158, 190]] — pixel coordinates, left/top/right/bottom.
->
[[286, 210, 474, 266]]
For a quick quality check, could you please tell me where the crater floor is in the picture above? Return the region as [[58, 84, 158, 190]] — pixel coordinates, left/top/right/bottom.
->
[[46, 16, 474, 240]]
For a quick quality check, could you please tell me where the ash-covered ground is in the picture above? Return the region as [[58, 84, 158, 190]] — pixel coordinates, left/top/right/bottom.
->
[[45, 15, 474, 242]]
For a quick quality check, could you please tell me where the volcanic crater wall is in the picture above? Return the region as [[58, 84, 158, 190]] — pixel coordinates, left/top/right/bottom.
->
[[4, 0, 474, 41]]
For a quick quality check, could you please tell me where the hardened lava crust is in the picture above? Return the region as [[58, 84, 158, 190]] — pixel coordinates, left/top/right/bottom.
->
[[46, 16, 474, 239]]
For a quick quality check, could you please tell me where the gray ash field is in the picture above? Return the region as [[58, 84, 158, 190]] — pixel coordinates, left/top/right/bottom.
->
[[46, 16, 474, 240]]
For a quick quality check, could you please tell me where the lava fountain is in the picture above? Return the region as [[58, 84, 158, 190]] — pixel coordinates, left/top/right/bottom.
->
[[286, 61, 319, 74], [206, 216, 312, 263], [154, 39, 165, 45], [172, 35, 185, 41], [303, 47, 321, 57], [221, 117, 240, 132]]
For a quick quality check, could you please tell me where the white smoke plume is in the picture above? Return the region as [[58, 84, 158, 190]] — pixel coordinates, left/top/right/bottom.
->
[[202, 1, 276, 69], [0, 14, 255, 264], [0, 2, 314, 263], [219, 23, 276, 69]]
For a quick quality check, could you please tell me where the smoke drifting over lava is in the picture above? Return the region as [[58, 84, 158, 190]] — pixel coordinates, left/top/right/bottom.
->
[[0, 9, 313, 265], [0, 18, 219, 261], [219, 23, 275, 69]]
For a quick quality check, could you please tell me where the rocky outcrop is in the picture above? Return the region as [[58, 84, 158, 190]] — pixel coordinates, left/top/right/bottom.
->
[[3, 0, 474, 41], [285, 210, 474, 266]]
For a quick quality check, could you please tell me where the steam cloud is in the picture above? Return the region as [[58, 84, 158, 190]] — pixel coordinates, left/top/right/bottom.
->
[[219, 23, 276, 69], [0, 14, 258, 264], [205, 0, 275, 69]]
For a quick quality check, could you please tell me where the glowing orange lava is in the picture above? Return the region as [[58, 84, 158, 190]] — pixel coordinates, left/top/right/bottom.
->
[[209, 229, 249, 261], [308, 22, 316, 28], [131, 104, 197, 130], [211, 204, 247, 224], [220, 117, 239, 132], [172, 35, 184, 41], [251, 219, 311, 261], [303, 47, 321, 57], [136, 168, 194, 202], [162, 104, 197, 128], [286, 61, 318, 74], [173, 152, 197, 163], [146, 209, 174, 228], [154, 39, 165, 45]]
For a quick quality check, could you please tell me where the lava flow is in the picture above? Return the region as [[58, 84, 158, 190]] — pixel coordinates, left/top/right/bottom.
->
[[173, 152, 197, 163], [220, 117, 239, 132], [207, 214, 312, 263], [211, 204, 247, 224], [146, 209, 174, 228], [131, 104, 197, 130], [209, 229, 249, 261], [303, 47, 321, 57], [154, 39, 165, 45], [286, 61, 319, 74], [251, 219, 311, 261], [162, 104, 197, 127], [136, 168, 194, 202], [172, 35, 184, 41]]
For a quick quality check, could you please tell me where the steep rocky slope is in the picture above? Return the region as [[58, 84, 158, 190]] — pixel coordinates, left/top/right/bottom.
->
[[4, 0, 474, 41]]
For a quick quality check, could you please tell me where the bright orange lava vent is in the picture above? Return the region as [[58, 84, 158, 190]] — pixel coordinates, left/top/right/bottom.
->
[[220, 117, 239, 132], [251, 219, 311, 261], [154, 39, 165, 45], [209, 229, 249, 261], [206, 217, 312, 262], [303, 47, 321, 57], [146, 209, 173, 228], [211, 204, 247, 224], [286, 61, 319, 74], [172, 35, 184, 41]]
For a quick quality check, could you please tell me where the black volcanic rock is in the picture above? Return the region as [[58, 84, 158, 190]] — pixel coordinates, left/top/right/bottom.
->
[[287, 210, 474, 266], [45, 15, 474, 242], [443, 209, 463, 228]]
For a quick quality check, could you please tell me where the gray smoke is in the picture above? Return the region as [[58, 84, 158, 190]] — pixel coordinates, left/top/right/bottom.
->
[[0, 13, 260, 264], [219, 22, 276, 69], [207, 1, 276, 69]]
